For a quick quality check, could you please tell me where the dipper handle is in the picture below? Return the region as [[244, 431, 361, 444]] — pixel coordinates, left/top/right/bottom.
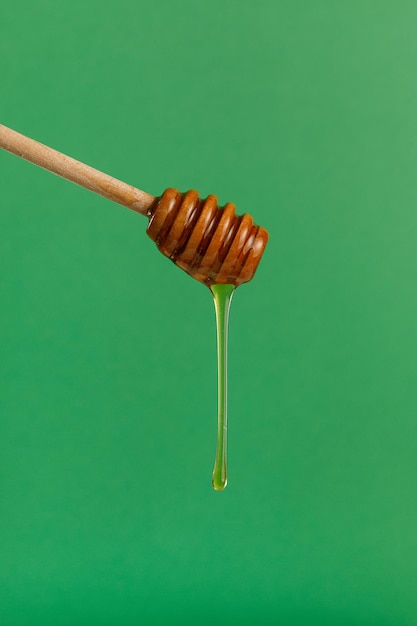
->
[[0, 124, 154, 215]]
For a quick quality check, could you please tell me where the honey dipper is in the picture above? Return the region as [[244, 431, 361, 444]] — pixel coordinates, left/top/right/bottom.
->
[[0, 124, 268, 285]]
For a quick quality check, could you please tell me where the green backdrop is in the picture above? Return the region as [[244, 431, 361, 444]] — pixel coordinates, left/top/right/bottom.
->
[[1, 2, 417, 624]]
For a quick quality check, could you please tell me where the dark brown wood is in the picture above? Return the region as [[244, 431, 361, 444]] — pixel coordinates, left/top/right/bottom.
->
[[147, 189, 269, 286]]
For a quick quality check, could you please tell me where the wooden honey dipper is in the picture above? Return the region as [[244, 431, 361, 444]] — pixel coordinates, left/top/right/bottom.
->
[[0, 124, 268, 286]]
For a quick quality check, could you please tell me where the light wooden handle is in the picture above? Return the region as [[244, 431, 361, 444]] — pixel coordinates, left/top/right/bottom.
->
[[0, 124, 155, 216]]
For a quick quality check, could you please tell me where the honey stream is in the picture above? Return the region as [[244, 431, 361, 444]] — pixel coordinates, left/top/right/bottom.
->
[[210, 284, 235, 491]]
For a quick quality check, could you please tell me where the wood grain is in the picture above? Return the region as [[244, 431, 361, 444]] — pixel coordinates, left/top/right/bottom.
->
[[0, 124, 154, 215]]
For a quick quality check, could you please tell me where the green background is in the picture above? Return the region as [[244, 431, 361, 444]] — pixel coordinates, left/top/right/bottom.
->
[[1, 1, 417, 624]]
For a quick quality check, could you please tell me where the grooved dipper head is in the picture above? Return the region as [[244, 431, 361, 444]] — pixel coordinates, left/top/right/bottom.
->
[[146, 188, 268, 286]]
